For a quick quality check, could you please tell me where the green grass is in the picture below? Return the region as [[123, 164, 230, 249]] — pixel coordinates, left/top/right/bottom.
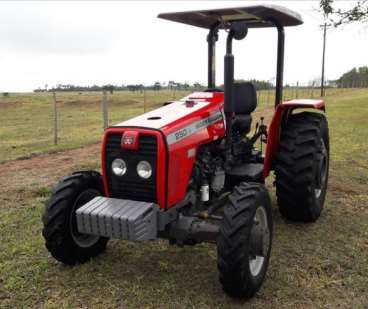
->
[[0, 89, 367, 308], [0, 90, 191, 162], [0, 87, 352, 163]]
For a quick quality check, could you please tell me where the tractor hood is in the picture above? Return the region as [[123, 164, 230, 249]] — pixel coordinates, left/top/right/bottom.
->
[[114, 92, 224, 135], [105, 91, 226, 209]]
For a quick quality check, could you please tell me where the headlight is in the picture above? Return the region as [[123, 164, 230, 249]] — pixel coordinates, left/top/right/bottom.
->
[[112, 158, 127, 176], [137, 161, 152, 179]]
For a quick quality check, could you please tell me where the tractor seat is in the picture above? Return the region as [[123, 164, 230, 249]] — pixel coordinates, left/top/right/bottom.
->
[[232, 82, 257, 134]]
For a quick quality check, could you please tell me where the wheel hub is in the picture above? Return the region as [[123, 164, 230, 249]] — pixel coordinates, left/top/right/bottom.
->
[[70, 189, 101, 248], [315, 139, 328, 199]]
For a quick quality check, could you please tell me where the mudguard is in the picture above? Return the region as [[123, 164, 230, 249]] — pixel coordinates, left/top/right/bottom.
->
[[263, 99, 325, 178]]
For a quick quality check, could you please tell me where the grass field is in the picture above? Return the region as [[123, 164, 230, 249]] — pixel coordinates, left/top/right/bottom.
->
[[0, 87, 352, 163], [0, 89, 367, 308], [0, 90, 191, 162]]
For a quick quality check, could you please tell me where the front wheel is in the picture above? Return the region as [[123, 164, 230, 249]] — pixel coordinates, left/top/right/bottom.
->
[[42, 171, 109, 265], [217, 182, 273, 298]]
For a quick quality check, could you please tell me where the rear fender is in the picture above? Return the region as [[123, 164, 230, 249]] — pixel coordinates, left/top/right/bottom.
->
[[263, 99, 325, 178]]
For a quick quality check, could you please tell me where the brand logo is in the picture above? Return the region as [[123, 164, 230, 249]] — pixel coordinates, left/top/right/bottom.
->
[[122, 136, 134, 145], [166, 110, 224, 145]]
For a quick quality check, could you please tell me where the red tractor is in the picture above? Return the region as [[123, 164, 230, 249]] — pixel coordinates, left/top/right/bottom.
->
[[42, 5, 329, 298]]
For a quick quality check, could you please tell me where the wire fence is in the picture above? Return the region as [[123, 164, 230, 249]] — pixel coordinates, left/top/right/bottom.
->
[[0, 86, 366, 162]]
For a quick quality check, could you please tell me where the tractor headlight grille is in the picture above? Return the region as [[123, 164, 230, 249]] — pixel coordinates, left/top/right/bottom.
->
[[105, 133, 157, 203]]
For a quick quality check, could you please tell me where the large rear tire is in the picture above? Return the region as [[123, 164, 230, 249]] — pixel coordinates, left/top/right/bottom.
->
[[274, 112, 329, 222], [217, 182, 273, 298], [42, 171, 109, 265]]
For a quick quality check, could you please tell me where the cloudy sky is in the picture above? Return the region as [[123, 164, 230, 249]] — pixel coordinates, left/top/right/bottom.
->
[[0, 0, 367, 92]]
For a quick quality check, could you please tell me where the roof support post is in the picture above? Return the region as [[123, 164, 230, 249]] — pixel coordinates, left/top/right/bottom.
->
[[207, 23, 219, 88], [272, 21, 285, 107], [223, 30, 235, 170], [224, 32, 234, 117]]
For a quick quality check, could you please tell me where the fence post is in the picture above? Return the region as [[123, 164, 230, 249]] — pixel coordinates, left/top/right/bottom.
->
[[102, 90, 108, 130], [296, 81, 299, 99], [143, 88, 147, 113], [53, 91, 58, 145], [310, 82, 315, 98]]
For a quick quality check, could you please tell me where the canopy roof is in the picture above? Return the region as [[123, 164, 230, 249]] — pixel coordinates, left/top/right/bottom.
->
[[158, 4, 303, 29]]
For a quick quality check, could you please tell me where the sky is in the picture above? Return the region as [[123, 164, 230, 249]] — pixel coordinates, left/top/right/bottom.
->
[[0, 0, 367, 92]]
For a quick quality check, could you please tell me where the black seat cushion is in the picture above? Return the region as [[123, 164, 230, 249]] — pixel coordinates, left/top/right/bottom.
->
[[232, 114, 252, 133], [233, 82, 257, 115]]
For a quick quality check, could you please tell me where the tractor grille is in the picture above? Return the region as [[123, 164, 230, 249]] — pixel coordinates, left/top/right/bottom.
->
[[105, 133, 157, 203]]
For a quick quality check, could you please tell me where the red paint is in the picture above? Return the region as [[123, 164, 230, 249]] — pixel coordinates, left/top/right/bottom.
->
[[263, 99, 326, 178], [154, 92, 224, 207], [164, 111, 225, 208], [161, 92, 225, 208], [160, 92, 224, 133], [121, 130, 140, 150], [101, 128, 167, 209]]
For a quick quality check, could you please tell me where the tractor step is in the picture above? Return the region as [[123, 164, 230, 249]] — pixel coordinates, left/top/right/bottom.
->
[[76, 197, 159, 241], [226, 163, 264, 182]]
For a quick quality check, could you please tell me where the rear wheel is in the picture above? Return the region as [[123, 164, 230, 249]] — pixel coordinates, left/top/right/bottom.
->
[[217, 182, 273, 298], [42, 171, 109, 265], [274, 112, 329, 222]]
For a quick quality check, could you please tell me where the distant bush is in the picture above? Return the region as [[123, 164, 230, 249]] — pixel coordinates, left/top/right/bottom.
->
[[220, 79, 273, 90]]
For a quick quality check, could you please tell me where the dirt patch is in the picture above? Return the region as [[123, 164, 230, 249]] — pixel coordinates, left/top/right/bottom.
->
[[0, 101, 23, 109], [328, 183, 359, 195], [0, 143, 100, 175], [0, 143, 101, 197]]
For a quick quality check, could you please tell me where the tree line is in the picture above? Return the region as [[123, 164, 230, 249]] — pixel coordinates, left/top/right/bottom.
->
[[33, 79, 275, 93], [32, 67, 368, 94], [33, 81, 206, 93], [336, 66, 368, 88]]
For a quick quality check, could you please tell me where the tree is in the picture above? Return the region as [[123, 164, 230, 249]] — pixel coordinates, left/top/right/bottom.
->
[[153, 82, 161, 91], [193, 82, 204, 90], [103, 84, 114, 94], [168, 80, 176, 90], [127, 84, 143, 92], [320, 0, 368, 26]]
